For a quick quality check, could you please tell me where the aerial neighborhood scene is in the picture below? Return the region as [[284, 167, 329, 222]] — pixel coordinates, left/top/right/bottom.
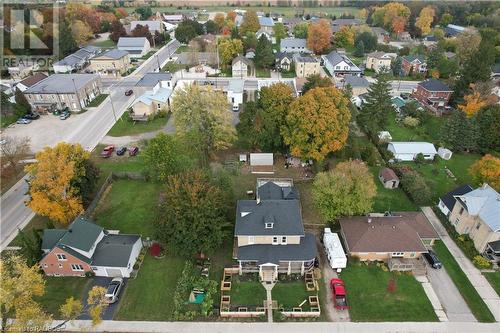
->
[[1, 0, 500, 332]]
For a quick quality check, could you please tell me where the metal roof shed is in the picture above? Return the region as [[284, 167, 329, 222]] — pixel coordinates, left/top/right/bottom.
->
[[250, 153, 274, 174]]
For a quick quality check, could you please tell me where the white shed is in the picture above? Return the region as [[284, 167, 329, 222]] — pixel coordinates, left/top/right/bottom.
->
[[387, 142, 437, 161], [323, 228, 347, 271], [378, 131, 392, 143], [249, 153, 274, 174], [438, 147, 453, 160]]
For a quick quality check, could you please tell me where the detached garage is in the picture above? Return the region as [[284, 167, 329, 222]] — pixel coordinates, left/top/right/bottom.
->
[[387, 142, 437, 161]]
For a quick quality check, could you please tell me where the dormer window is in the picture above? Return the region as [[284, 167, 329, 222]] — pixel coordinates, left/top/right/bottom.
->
[[265, 222, 274, 229]]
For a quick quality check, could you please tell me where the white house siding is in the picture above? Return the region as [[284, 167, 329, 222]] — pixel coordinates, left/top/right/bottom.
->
[[53, 64, 73, 74], [438, 199, 450, 216]]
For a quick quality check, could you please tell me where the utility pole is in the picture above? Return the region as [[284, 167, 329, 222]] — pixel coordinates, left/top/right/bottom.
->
[[109, 93, 118, 122]]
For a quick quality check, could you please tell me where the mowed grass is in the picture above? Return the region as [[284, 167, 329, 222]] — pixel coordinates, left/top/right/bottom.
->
[[92, 179, 161, 237], [38, 277, 91, 318], [341, 264, 437, 322], [272, 281, 316, 310], [87, 94, 109, 108], [433, 241, 495, 322], [385, 112, 445, 143], [115, 255, 185, 320], [90, 39, 116, 48], [91, 144, 147, 175], [107, 113, 169, 137], [369, 167, 417, 212], [229, 279, 266, 307], [484, 271, 500, 297]]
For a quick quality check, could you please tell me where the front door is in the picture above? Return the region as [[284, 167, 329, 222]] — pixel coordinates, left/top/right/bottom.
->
[[260, 264, 277, 283]]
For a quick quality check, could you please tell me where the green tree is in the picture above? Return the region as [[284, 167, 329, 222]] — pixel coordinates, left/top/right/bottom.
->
[[254, 34, 274, 69], [302, 74, 332, 94], [474, 105, 500, 153], [353, 40, 365, 57], [243, 32, 257, 51], [236, 101, 263, 149], [358, 74, 393, 135], [273, 22, 287, 43], [391, 56, 402, 76], [239, 10, 260, 34], [218, 37, 243, 67], [354, 31, 377, 52], [312, 160, 376, 220], [293, 22, 309, 39], [205, 20, 219, 34], [144, 133, 197, 182], [155, 171, 230, 257], [109, 20, 127, 43], [175, 19, 203, 44], [135, 6, 152, 20], [16, 228, 42, 266], [58, 21, 77, 58], [440, 12, 453, 26], [440, 110, 478, 152], [172, 85, 235, 165], [14, 88, 31, 113], [400, 171, 431, 205]]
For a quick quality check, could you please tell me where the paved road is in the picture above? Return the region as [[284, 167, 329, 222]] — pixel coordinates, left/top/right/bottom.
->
[[0, 40, 180, 251], [422, 207, 500, 322]]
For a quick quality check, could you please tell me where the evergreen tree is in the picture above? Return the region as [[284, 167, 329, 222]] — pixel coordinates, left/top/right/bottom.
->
[[391, 57, 402, 76], [440, 110, 478, 152], [231, 26, 240, 39], [354, 32, 377, 52], [358, 74, 394, 136], [474, 105, 500, 153], [17, 228, 43, 266], [254, 35, 274, 69], [59, 21, 77, 58], [353, 40, 365, 57], [14, 88, 31, 113]]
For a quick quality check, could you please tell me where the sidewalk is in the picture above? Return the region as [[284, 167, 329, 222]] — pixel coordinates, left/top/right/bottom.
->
[[421, 207, 500, 322]]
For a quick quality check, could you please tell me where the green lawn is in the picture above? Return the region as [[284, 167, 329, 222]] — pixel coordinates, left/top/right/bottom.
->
[[107, 113, 169, 137], [272, 281, 316, 310], [341, 264, 437, 322], [280, 71, 296, 78], [229, 279, 266, 307], [91, 144, 147, 175], [8, 215, 53, 247], [369, 167, 418, 212], [433, 241, 495, 322], [256, 68, 271, 78], [141, 51, 156, 60], [87, 94, 109, 108], [1, 113, 17, 128], [115, 254, 185, 320], [38, 277, 91, 318], [175, 45, 190, 54], [90, 39, 115, 48], [92, 179, 161, 237], [162, 61, 186, 73], [484, 271, 500, 297]]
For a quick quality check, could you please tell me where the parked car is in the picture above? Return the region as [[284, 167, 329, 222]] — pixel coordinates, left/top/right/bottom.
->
[[116, 146, 127, 156], [16, 118, 31, 124], [423, 250, 443, 269], [24, 112, 40, 120], [125, 90, 133, 96], [330, 278, 348, 310], [100, 145, 115, 158], [400, 92, 410, 100], [59, 111, 70, 120], [104, 277, 124, 304], [128, 146, 139, 156]]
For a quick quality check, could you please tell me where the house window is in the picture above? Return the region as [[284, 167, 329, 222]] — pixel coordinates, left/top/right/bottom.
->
[[281, 236, 287, 245], [56, 253, 67, 261], [71, 264, 84, 271], [391, 252, 404, 257], [265, 223, 273, 229], [272, 237, 279, 245], [157, 103, 161, 110], [454, 218, 460, 226], [476, 223, 481, 230], [459, 207, 464, 215]]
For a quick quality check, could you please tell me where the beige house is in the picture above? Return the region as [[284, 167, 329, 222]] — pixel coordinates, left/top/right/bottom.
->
[[131, 72, 174, 120], [294, 55, 320, 78], [232, 56, 254, 78], [24, 74, 102, 112], [340, 212, 439, 271], [88, 49, 130, 76], [448, 184, 500, 253], [366, 52, 394, 73], [234, 179, 316, 282]]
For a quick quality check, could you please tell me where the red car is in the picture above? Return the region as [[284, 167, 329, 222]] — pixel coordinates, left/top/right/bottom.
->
[[100, 145, 115, 158], [128, 146, 139, 156], [330, 278, 348, 310]]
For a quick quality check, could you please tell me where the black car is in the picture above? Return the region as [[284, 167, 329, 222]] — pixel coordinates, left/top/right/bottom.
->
[[423, 250, 443, 269], [24, 112, 40, 120], [116, 146, 127, 156]]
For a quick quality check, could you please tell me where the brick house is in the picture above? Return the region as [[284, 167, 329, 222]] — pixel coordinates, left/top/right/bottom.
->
[[413, 78, 453, 112], [40, 217, 142, 278], [401, 55, 427, 76]]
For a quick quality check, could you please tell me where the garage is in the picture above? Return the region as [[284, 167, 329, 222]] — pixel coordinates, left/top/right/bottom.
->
[[105, 268, 124, 277]]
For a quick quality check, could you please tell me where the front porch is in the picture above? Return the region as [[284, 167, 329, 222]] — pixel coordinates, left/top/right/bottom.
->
[[238, 259, 315, 282], [388, 257, 426, 275]]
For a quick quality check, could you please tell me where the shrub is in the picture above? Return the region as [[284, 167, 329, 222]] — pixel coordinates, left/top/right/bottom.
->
[[414, 153, 426, 165], [400, 170, 431, 205], [472, 255, 491, 269], [150, 242, 163, 257], [403, 116, 420, 127]]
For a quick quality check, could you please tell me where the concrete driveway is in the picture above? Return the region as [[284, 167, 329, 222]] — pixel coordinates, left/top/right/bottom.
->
[[426, 266, 476, 322], [80, 277, 126, 320]]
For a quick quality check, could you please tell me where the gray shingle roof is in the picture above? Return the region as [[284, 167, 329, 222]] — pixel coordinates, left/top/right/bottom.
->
[[324, 51, 356, 68], [419, 78, 452, 92], [58, 217, 104, 252], [457, 184, 500, 232], [92, 234, 141, 267], [96, 48, 129, 60], [237, 233, 317, 264], [341, 75, 369, 88], [295, 55, 317, 63], [135, 72, 172, 87], [24, 74, 99, 94], [258, 182, 299, 200], [117, 37, 149, 48], [403, 55, 426, 64], [131, 20, 163, 31], [440, 184, 473, 212], [280, 38, 307, 49]]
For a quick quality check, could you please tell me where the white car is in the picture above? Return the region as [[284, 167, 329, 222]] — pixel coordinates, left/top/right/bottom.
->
[[232, 105, 239, 112], [104, 277, 124, 304]]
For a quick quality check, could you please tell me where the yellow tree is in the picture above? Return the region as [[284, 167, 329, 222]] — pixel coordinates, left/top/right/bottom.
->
[[333, 26, 355, 48], [214, 13, 225, 28], [282, 87, 351, 161], [25, 143, 92, 225], [307, 19, 332, 54], [469, 155, 500, 190], [458, 83, 494, 117], [415, 6, 436, 35], [239, 10, 260, 34], [357, 8, 368, 20], [375, 2, 410, 33], [71, 20, 93, 45], [217, 37, 243, 67]]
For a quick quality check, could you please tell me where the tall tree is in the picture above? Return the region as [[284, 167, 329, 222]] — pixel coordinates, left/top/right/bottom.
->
[[243, 32, 258, 51], [14, 88, 31, 113], [273, 22, 287, 43], [172, 85, 235, 164], [293, 22, 309, 39], [217, 37, 243, 67], [307, 19, 332, 54], [214, 13, 225, 28], [455, 30, 481, 65], [175, 19, 203, 44], [458, 84, 489, 117], [333, 26, 355, 48], [302, 74, 333, 94], [155, 171, 229, 257], [439, 110, 478, 152], [354, 31, 377, 52], [353, 40, 365, 57], [135, 6, 152, 20], [239, 10, 260, 34], [415, 6, 435, 36], [109, 20, 127, 43], [282, 87, 351, 161], [132, 24, 153, 44], [474, 105, 500, 153], [469, 155, 500, 190], [254, 34, 274, 69], [440, 12, 453, 26], [58, 20, 77, 58], [372, 2, 411, 33], [205, 20, 219, 34], [358, 74, 393, 136], [71, 20, 94, 46], [312, 160, 376, 220]]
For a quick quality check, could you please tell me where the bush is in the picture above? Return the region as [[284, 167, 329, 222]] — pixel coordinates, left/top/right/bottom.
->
[[472, 255, 491, 269], [400, 170, 431, 205], [403, 116, 420, 127]]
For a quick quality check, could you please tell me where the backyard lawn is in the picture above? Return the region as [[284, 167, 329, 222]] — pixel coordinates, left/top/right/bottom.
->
[[106, 113, 169, 137], [87, 94, 109, 108], [385, 111, 444, 143], [433, 241, 495, 322], [90, 39, 115, 48], [341, 263, 437, 322], [91, 144, 147, 175], [38, 277, 91, 318], [92, 179, 161, 237], [229, 279, 266, 307], [272, 280, 316, 310], [484, 271, 500, 297], [115, 255, 185, 320], [369, 167, 417, 212], [256, 68, 271, 78]]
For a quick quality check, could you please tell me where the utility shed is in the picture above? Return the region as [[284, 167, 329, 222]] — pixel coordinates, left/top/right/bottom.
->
[[387, 142, 437, 161], [250, 153, 274, 174]]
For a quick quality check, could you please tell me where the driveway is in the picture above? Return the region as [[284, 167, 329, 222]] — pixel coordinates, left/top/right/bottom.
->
[[426, 266, 476, 322], [80, 277, 126, 320]]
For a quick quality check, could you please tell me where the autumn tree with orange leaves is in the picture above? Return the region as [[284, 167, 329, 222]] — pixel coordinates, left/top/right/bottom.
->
[[469, 155, 500, 190], [372, 2, 410, 34], [307, 19, 332, 54], [282, 87, 350, 161], [25, 143, 99, 225], [459, 83, 496, 117]]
